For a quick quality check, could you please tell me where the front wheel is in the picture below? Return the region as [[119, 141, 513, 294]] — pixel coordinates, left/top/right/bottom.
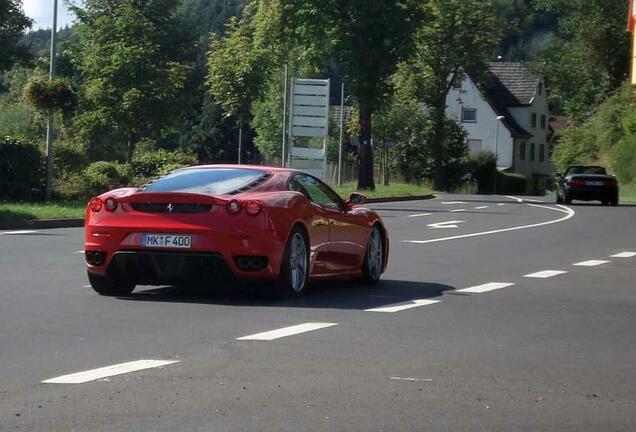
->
[[276, 227, 309, 297], [87, 271, 135, 296], [361, 226, 384, 284]]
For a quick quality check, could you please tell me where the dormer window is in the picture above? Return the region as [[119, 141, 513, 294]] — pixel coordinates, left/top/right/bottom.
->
[[461, 108, 477, 123]]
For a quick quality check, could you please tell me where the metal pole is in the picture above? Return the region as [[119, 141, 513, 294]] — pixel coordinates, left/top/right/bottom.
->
[[44, 0, 58, 201], [281, 64, 288, 167], [286, 77, 295, 168], [494, 118, 500, 195], [337, 83, 344, 187]]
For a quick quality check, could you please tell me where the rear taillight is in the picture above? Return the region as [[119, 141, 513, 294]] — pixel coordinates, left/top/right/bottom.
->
[[605, 178, 617, 186], [567, 179, 585, 187], [89, 197, 103, 212], [104, 197, 118, 212], [245, 201, 262, 216], [227, 199, 241, 214]]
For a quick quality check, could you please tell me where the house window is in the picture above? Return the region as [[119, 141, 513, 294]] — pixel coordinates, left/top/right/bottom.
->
[[531, 113, 537, 128], [530, 143, 536, 161], [451, 75, 463, 89], [541, 115, 546, 129], [548, 144, 554, 158], [538, 82, 543, 95], [539, 144, 545, 162], [467, 139, 482, 156], [461, 108, 477, 122], [520, 141, 526, 160]]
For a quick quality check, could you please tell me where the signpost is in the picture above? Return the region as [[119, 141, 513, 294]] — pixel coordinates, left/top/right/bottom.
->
[[287, 78, 330, 179]]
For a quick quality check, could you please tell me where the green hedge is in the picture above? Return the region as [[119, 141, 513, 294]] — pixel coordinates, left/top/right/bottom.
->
[[496, 171, 527, 194], [0, 137, 43, 200]]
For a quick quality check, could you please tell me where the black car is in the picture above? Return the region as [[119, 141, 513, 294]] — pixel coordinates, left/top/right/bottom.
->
[[555, 165, 619, 206]]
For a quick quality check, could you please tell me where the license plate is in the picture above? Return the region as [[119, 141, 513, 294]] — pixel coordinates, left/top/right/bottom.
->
[[142, 234, 192, 249], [585, 181, 604, 186]]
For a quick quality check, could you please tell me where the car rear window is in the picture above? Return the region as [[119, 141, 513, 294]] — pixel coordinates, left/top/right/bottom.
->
[[568, 166, 607, 175], [140, 168, 267, 195]]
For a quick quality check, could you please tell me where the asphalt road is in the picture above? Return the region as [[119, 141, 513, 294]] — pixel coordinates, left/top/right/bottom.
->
[[1, 194, 635, 431]]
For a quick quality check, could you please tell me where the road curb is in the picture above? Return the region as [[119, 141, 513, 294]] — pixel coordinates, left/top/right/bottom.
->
[[0, 218, 84, 230], [0, 195, 436, 230]]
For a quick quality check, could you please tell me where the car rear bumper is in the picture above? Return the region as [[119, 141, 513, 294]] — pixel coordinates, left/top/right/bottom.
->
[[567, 186, 617, 201]]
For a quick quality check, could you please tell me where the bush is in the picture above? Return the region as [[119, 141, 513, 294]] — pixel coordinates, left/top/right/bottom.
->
[[131, 149, 196, 179], [56, 161, 133, 200], [470, 150, 497, 193], [496, 171, 528, 194], [0, 137, 43, 200]]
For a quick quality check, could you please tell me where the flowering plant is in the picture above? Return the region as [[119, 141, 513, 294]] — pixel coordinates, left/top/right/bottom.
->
[[23, 79, 78, 112]]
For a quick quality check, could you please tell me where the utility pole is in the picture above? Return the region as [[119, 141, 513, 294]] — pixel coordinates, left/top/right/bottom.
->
[[337, 82, 344, 186], [281, 65, 288, 167], [44, 0, 58, 201]]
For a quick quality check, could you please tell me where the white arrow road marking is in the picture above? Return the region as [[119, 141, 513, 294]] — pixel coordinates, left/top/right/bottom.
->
[[573, 260, 610, 267], [441, 201, 468, 205], [403, 203, 575, 245], [42, 360, 180, 384], [427, 220, 465, 229], [524, 270, 568, 279], [611, 252, 636, 258], [457, 282, 515, 293], [237, 323, 338, 341], [365, 299, 441, 313], [407, 213, 433, 218]]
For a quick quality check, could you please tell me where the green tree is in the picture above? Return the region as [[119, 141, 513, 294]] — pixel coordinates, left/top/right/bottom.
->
[[405, 0, 501, 190], [533, 0, 630, 121], [206, 2, 273, 164], [72, 0, 189, 162], [283, 0, 422, 190], [0, 0, 32, 72]]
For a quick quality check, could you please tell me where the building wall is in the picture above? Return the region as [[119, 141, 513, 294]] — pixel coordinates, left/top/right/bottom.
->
[[446, 76, 514, 169], [509, 79, 555, 178]]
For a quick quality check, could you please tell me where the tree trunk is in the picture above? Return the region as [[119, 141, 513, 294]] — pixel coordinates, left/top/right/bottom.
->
[[431, 104, 446, 191], [127, 129, 136, 163], [357, 102, 375, 190], [237, 120, 243, 164]]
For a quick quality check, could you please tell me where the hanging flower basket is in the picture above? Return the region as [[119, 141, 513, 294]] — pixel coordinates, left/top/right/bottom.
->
[[23, 78, 78, 113]]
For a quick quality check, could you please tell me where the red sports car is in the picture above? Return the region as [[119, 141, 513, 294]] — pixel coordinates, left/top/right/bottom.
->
[[84, 165, 389, 297]]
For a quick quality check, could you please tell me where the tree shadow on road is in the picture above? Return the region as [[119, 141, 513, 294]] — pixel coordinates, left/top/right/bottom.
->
[[117, 279, 455, 311]]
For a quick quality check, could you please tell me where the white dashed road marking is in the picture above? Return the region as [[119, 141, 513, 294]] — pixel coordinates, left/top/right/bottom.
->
[[390, 377, 433, 382], [611, 252, 636, 258], [1, 230, 39, 235], [474, 206, 489, 210], [497, 203, 506, 206], [573, 260, 610, 267], [407, 213, 432, 218], [365, 299, 441, 313], [450, 209, 466, 213], [524, 270, 568, 279], [237, 323, 338, 341], [74, 250, 85, 254], [441, 201, 468, 205], [42, 360, 180, 384], [457, 282, 515, 294]]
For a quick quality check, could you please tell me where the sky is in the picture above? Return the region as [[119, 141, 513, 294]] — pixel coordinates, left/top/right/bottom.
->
[[23, 0, 76, 30]]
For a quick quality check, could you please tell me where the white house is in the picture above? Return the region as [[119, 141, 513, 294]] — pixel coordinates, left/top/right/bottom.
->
[[446, 62, 554, 190]]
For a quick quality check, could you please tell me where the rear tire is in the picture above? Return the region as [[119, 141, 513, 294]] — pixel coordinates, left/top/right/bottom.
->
[[276, 227, 309, 297], [361, 226, 384, 285], [87, 271, 135, 296], [563, 192, 572, 205], [611, 193, 619, 206]]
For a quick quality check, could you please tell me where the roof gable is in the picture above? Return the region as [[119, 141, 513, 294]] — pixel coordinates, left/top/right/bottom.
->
[[487, 62, 540, 106]]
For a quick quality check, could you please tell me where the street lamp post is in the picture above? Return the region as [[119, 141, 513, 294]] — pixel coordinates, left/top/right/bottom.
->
[[44, 0, 58, 201], [494, 115, 505, 195]]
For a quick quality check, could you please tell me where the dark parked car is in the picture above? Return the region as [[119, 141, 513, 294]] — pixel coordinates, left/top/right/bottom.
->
[[555, 165, 619, 206]]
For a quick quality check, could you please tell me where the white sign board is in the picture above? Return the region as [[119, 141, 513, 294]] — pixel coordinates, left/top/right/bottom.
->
[[288, 78, 330, 179]]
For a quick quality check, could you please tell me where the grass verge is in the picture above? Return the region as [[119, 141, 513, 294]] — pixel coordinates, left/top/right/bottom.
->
[[332, 182, 432, 199], [0, 201, 85, 224], [620, 183, 636, 203]]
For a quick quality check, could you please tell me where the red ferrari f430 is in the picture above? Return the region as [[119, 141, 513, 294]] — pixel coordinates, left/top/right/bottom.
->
[[84, 165, 389, 296]]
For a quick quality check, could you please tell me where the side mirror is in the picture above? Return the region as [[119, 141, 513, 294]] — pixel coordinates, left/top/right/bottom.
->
[[345, 192, 367, 208]]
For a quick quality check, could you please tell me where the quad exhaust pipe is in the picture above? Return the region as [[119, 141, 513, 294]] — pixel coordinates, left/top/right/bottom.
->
[[235, 256, 268, 271], [85, 251, 106, 266]]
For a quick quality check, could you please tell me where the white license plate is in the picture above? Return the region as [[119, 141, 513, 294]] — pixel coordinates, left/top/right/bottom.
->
[[142, 234, 192, 249], [585, 181, 604, 186]]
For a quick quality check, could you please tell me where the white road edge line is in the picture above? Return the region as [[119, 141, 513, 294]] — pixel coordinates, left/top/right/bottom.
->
[[365, 299, 441, 313], [237, 323, 338, 341], [573, 260, 610, 267], [611, 252, 636, 258], [524, 270, 568, 279], [407, 213, 432, 218], [403, 201, 574, 245], [457, 282, 515, 293], [42, 359, 180, 384]]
